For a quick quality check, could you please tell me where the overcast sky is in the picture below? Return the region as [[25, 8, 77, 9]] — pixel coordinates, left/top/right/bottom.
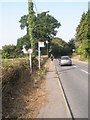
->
[[0, 0, 88, 49]]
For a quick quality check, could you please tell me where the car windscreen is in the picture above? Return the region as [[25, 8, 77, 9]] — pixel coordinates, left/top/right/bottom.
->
[[61, 57, 70, 60]]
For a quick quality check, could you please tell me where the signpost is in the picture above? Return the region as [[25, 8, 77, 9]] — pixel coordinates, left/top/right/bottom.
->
[[39, 42, 45, 48], [28, 49, 33, 73], [38, 42, 44, 69], [46, 40, 49, 57], [28, 41, 45, 71], [72, 49, 75, 53]]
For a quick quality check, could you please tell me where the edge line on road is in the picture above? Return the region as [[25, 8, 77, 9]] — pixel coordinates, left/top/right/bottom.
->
[[80, 69, 90, 74], [55, 61, 75, 120], [57, 75, 72, 118]]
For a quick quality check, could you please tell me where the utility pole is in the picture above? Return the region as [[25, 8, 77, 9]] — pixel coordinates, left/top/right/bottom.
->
[[28, 0, 36, 57], [88, 1, 90, 11]]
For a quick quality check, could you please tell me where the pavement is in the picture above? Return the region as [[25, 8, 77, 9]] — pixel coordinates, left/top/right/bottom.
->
[[37, 60, 71, 118]]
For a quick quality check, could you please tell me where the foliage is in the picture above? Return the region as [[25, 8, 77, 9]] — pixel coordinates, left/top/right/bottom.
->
[[19, 13, 61, 43], [2, 55, 49, 118], [87, 9, 90, 39], [68, 38, 75, 54], [2, 1, 61, 59], [76, 39, 90, 58], [35, 12, 61, 42], [49, 37, 70, 58], [75, 10, 90, 60], [75, 12, 88, 46], [19, 15, 28, 31], [1, 44, 28, 59], [28, 0, 37, 57], [17, 34, 30, 51], [1, 45, 24, 59], [19, 2, 61, 56]]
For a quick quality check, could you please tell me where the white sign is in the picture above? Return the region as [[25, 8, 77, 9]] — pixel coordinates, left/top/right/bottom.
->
[[28, 49, 33, 54], [72, 49, 75, 52], [39, 42, 45, 47]]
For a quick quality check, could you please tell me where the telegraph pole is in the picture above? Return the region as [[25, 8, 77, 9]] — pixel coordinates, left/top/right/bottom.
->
[[88, 1, 90, 11]]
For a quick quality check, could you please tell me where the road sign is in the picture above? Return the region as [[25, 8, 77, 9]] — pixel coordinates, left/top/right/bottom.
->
[[72, 49, 75, 52], [38, 42, 44, 69], [39, 42, 45, 47], [28, 49, 33, 54]]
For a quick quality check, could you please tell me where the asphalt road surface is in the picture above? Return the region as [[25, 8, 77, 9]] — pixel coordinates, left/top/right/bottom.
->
[[55, 59, 88, 118]]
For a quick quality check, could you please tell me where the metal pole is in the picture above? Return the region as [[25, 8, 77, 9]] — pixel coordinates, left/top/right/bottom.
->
[[39, 48, 40, 69], [38, 43, 41, 69], [46, 40, 49, 57], [47, 42, 48, 57]]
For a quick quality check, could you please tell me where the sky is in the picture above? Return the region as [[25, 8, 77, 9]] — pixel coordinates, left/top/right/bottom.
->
[[0, 0, 88, 49]]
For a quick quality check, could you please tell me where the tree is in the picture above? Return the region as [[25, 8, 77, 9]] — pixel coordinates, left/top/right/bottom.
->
[[75, 11, 90, 59], [68, 38, 75, 54], [19, 15, 28, 32], [50, 37, 70, 58], [75, 12, 89, 47], [87, 10, 90, 39], [17, 34, 30, 51], [18, 0, 61, 59], [19, 6, 61, 55], [35, 13, 61, 42], [1, 45, 23, 59]]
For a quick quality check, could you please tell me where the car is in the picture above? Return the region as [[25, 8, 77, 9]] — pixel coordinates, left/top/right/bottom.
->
[[60, 56, 72, 66]]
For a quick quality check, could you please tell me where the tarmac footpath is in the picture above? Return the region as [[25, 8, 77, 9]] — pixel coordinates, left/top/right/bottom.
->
[[37, 60, 71, 118]]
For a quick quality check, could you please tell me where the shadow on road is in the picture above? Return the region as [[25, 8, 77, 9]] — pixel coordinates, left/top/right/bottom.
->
[[58, 64, 76, 74]]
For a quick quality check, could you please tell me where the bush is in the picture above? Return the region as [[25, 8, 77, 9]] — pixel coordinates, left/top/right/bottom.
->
[[76, 40, 90, 59], [1, 45, 25, 59]]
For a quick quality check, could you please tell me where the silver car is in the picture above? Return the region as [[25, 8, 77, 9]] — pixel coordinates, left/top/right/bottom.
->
[[60, 56, 72, 66]]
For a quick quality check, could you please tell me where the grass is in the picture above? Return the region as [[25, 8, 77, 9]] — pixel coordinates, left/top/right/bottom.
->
[[72, 53, 90, 63], [40, 67, 48, 80], [80, 57, 90, 62], [2, 55, 49, 118], [2, 55, 48, 85], [2, 55, 48, 69]]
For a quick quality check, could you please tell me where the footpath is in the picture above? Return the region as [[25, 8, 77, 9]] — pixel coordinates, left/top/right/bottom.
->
[[37, 60, 71, 118]]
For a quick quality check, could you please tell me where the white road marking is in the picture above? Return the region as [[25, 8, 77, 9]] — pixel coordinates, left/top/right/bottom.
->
[[57, 59, 89, 75], [72, 65, 89, 74], [80, 69, 90, 74], [73, 65, 77, 68], [57, 75, 72, 118]]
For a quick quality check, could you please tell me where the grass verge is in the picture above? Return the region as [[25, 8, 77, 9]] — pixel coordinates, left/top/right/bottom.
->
[[2, 56, 50, 118], [72, 54, 90, 63]]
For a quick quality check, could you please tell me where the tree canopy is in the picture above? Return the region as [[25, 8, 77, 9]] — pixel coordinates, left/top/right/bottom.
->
[[68, 38, 75, 54], [75, 11, 90, 59], [50, 37, 71, 58], [18, 1, 61, 54], [75, 12, 89, 46]]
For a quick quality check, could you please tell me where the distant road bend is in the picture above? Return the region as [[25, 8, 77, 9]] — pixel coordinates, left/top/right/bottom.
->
[[55, 59, 88, 118]]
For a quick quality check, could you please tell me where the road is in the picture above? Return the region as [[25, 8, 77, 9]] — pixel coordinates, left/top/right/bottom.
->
[[55, 59, 88, 118]]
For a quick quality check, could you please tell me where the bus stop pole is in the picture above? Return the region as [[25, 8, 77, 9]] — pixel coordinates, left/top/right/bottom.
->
[[29, 53, 32, 73], [38, 44, 41, 69]]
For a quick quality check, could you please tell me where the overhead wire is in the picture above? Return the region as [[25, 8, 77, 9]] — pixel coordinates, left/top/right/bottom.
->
[[33, 0, 38, 16]]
